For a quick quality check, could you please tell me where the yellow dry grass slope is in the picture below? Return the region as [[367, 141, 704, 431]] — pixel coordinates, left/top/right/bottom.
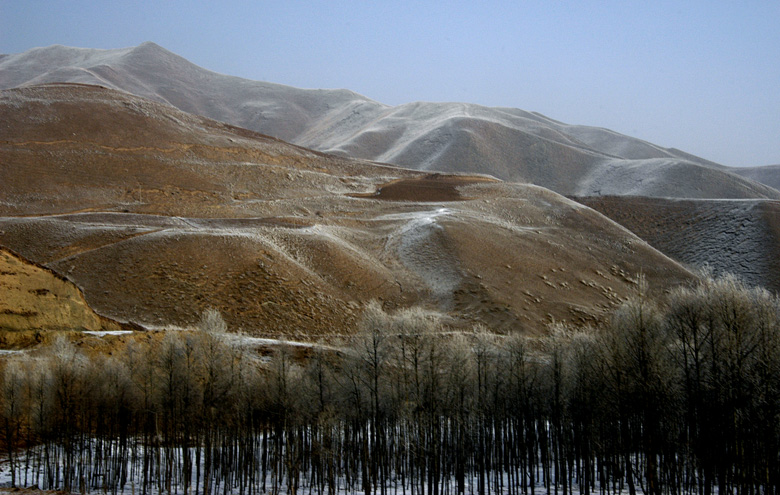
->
[[0, 246, 124, 334]]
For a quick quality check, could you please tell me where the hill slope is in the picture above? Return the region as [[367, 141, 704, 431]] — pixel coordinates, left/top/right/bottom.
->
[[733, 165, 780, 192], [0, 246, 126, 333], [2, 43, 777, 200], [577, 196, 780, 293], [0, 84, 694, 335]]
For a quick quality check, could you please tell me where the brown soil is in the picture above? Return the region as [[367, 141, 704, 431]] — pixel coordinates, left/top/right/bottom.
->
[[0, 246, 129, 335], [352, 174, 498, 202]]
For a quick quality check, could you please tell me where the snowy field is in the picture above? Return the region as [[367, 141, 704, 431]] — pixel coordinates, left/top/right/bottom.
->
[[0, 451, 638, 495]]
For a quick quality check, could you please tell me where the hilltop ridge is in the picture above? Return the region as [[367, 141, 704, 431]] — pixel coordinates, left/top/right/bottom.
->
[[3, 43, 778, 199]]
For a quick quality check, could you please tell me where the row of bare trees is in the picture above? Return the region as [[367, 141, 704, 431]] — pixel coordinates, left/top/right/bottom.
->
[[1, 275, 780, 495]]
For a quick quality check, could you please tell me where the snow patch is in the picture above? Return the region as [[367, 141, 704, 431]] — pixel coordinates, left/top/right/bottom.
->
[[83, 330, 134, 337], [381, 208, 461, 308]]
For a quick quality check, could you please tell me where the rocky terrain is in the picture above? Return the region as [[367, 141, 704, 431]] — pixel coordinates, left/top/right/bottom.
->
[[2, 43, 778, 200], [0, 84, 695, 337], [577, 196, 780, 293]]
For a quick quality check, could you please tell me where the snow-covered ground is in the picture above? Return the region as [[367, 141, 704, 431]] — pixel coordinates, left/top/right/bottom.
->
[[380, 208, 461, 309], [83, 330, 133, 337], [0, 449, 638, 495]]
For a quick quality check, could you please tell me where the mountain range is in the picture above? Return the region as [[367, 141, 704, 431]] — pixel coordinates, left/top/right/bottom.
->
[[2, 42, 778, 200]]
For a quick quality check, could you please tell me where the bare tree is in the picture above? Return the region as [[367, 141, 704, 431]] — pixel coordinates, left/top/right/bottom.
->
[[1, 359, 27, 487]]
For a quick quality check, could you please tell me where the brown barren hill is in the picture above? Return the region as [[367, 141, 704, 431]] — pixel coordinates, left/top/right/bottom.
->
[[0, 84, 695, 336], [0, 246, 127, 335], [352, 174, 498, 201]]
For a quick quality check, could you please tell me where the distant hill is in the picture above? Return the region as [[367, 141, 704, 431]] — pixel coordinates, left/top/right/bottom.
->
[[0, 84, 694, 335], [732, 165, 780, 192], [2, 42, 778, 200]]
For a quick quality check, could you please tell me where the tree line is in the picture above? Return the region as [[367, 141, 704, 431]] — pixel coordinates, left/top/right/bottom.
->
[[1, 274, 780, 495]]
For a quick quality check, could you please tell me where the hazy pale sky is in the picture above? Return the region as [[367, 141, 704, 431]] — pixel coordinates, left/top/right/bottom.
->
[[2, 0, 778, 167]]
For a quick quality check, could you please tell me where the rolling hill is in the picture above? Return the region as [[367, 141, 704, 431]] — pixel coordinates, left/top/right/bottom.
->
[[2, 42, 777, 200], [732, 165, 780, 192], [0, 83, 695, 336]]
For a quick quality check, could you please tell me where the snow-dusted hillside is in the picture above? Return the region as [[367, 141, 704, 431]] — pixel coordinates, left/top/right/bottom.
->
[[0, 83, 698, 334], [579, 196, 780, 292], [733, 165, 780, 191], [1, 42, 778, 199]]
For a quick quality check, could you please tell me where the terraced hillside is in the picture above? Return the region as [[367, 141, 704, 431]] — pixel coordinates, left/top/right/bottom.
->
[[0, 84, 694, 336]]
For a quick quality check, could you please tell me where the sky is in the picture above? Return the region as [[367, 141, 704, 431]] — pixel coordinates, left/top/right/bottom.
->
[[1, 0, 779, 167]]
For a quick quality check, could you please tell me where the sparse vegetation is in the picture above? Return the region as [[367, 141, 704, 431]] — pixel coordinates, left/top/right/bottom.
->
[[0, 83, 699, 336], [2, 41, 780, 495], [0, 275, 778, 494]]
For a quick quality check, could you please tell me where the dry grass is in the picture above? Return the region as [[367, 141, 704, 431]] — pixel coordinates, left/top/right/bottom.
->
[[0, 247, 127, 334]]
